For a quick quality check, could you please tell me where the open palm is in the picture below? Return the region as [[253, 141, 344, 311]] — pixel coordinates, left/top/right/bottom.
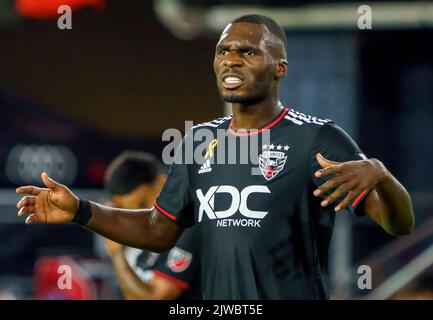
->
[[16, 172, 79, 224]]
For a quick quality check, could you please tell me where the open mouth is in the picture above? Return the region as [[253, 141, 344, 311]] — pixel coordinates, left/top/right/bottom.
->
[[222, 75, 244, 89]]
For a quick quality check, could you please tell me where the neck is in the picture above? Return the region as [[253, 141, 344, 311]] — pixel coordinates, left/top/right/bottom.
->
[[230, 96, 283, 132]]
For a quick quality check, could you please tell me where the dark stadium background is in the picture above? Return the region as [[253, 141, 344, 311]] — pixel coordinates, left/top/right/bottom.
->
[[0, 0, 432, 299]]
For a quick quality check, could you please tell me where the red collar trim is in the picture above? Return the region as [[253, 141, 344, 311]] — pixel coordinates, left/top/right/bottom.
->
[[228, 108, 288, 136]]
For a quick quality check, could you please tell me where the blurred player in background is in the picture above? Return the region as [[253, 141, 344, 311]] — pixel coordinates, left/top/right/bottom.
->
[[102, 151, 201, 300], [16, 14, 414, 299]]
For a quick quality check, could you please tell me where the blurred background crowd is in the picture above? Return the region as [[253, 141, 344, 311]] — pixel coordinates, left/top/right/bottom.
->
[[0, 0, 432, 299]]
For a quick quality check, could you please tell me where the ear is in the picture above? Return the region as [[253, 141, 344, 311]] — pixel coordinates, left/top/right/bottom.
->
[[275, 59, 288, 79]]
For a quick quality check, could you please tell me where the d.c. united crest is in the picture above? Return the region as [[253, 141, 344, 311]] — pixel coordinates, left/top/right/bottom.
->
[[259, 150, 287, 180]]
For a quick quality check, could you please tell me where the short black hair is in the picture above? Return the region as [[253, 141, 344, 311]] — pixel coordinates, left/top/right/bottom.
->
[[231, 14, 287, 59], [104, 151, 161, 196]]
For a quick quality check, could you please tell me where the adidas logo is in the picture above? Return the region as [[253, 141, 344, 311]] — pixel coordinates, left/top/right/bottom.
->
[[198, 159, 212, 174]]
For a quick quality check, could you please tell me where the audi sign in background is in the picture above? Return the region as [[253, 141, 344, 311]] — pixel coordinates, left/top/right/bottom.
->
[[5, 145, 78, 185], [0, 96, 165, 188]]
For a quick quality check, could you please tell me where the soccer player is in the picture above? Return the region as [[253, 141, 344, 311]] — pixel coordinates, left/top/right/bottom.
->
[[16, 14, 414, 299], [102, 152, 201, 299], [103, 151, 201, 300]]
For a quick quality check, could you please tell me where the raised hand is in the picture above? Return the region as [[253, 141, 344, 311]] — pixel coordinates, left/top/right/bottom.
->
[[16, 172, 80, 224], [313, 153, 387, 212]]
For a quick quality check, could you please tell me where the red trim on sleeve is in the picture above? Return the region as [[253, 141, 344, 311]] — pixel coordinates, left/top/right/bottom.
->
[[153, 202, 177, 221], [229, 108, 288, 136], [352, 190, 368, 208], [153, 270, 190, 290]]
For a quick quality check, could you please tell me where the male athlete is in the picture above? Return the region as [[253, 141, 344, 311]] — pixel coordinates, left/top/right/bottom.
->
[[16, 14, 414, 299], [102, 151, 201, 300]]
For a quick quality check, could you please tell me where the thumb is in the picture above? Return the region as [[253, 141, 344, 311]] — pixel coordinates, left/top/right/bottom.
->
[[316, 153, 340, 168], [41, 172, 62, 190]]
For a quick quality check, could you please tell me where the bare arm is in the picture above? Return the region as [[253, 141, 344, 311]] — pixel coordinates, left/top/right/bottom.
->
[[86, 203, 183, 252], [16, 172, 183, 252], [363, 165, 415, 236]]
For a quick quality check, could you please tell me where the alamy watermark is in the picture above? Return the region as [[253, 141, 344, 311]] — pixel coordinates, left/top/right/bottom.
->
[[57, 5, 72, 30], [161, 121, 273, 176], [57, 264, 72, 290], [357, 264, 372, 290], [56, 5, 372, 31], [358, 5, 372, 30]]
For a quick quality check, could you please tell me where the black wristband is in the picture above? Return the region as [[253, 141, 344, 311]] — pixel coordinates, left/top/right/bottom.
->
[[72, 199, 92, 226]]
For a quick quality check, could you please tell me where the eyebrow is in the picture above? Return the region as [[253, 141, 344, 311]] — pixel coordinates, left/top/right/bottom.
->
[[216, 43, 258, 52]]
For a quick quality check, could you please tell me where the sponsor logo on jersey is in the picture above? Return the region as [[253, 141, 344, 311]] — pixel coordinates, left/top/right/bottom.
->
[[196, 185, 270, 227], [198, 159, 212, 174], [259, 144, 289, 180], [167, 247, 193, 273]]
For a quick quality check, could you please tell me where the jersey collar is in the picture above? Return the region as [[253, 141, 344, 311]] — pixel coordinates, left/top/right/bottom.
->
[[228, 107, 288, 137]]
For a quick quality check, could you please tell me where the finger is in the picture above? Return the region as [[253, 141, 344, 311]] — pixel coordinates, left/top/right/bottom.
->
[[17, 196, 36, 209], [315, 164, 342, 178], [25, 214, 42, 224], [41, 172, 62, 190], [335, 190, 360, 212], [16, 186, 41, 196], [18, 205, 35, 217], [320, 182, 355, 207], [313, 176, 346, 197], [316, 153, 341, 169], [18, 206, 27, 217]]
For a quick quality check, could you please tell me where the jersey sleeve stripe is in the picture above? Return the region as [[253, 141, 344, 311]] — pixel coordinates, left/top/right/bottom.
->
[[153, 270, 190, 290], [153, 201, 177, 221], [352, 190, 368, 208]]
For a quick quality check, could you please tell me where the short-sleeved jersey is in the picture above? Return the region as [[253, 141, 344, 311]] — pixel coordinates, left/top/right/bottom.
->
[[126, 229, 201, 300], [154, 107, 369, 299]]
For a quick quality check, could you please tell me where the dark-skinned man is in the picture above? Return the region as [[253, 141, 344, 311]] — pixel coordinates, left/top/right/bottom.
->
[[102, 151, 201, 300], [16, 14, 414, 299]]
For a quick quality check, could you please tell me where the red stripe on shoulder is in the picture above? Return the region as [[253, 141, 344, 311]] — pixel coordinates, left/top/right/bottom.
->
[[153, 202, 177, 221]]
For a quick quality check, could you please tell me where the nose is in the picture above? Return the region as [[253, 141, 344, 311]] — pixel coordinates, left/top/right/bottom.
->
[[223, 51, 243, 68]]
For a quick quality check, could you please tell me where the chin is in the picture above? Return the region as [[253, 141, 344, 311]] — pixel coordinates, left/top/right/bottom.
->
[[222, 93, 249, 103], [221, 92, 264, 104], [220, 89, 251, 103]]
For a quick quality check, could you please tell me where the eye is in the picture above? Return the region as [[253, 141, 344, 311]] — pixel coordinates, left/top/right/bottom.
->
[[243, 50, 255, 56], [218, 49, 229, 55]]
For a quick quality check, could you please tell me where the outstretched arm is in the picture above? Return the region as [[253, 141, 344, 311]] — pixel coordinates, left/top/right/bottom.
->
[[16, 172, 183, 252], [86, 203, 182, 252]]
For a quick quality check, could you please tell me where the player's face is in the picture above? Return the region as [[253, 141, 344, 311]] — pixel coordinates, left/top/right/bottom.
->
[[112, 184, 151, 209], [112, 174, 167, 210], [214, 22, 277, 104]]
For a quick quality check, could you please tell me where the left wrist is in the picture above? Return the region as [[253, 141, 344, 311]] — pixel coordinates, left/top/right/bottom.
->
[[369, 158, 390, 185]]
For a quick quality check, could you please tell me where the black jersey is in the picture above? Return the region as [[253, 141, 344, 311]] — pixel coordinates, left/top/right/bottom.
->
[[154, 107, 369, 300], [127, 229, 202, 300]]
